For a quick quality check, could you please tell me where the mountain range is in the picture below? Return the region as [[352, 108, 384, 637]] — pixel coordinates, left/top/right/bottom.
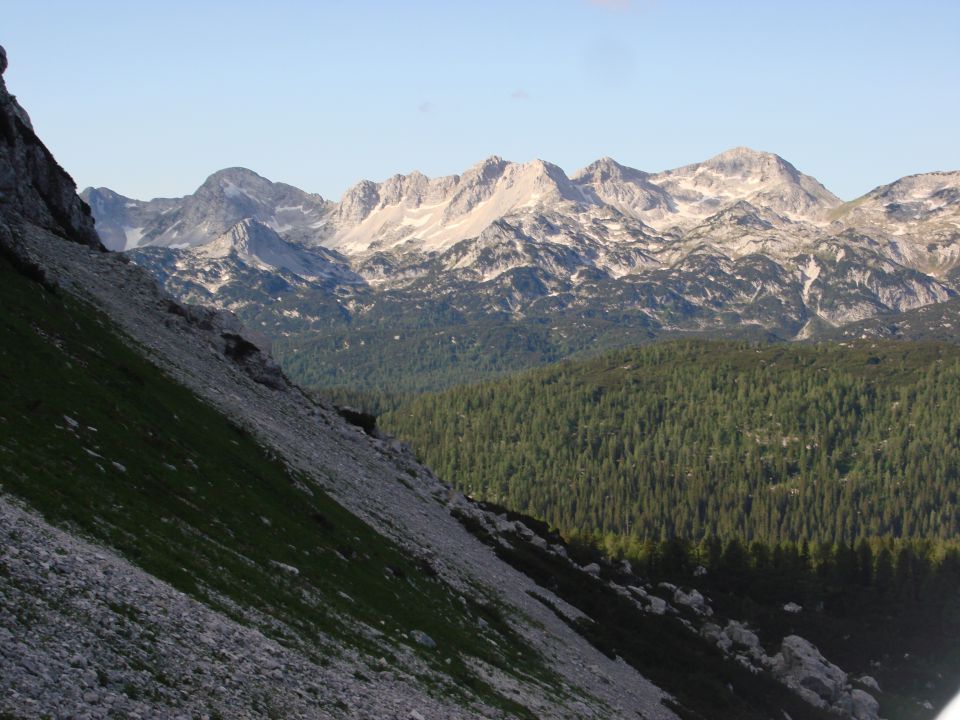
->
[[81, 150, 960, 393]]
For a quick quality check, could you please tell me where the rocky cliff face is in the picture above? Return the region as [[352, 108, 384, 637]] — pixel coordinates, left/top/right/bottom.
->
[[0, 47, 100, 249]]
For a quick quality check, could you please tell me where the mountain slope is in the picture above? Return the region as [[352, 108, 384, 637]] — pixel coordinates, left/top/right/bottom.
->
[[129, 218, 363, 318], [0, 251, 569, 719]]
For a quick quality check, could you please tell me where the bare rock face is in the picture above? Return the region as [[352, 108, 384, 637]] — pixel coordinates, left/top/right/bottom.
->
[[0, 45, 100, 248]]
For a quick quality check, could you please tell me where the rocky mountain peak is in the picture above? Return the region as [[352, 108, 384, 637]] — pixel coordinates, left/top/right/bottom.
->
[[469, 154, 509, 181], [375, 170, 432, 208], [575, 156, 650, 183], [649, 147, 841, 227], [572, 156, 673, 219], [200, 217, 277, 256], [337, 179, 381, 224], [681, 147, 801, 186], [447, 157, 579, 215], [505, 158, 580, 201], [195, 167, 276, 205], [195, 217, 303, 269], [831, 170, 960, 236]]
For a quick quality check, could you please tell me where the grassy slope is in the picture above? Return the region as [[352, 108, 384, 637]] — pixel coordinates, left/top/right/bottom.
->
[[0, 255, 562, 717]]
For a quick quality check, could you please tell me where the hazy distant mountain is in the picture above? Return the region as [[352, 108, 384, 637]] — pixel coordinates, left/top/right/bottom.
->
[[82, 167, 331, 250], [85, 149, 960, 391]]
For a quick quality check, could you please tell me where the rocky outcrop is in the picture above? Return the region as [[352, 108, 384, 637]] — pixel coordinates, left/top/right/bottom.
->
[[0, 45, 100, 248], [771, 635, 878, 720]]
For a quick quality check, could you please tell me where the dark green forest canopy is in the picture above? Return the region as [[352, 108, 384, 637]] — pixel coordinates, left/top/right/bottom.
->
[[382, 340, 960, 547]]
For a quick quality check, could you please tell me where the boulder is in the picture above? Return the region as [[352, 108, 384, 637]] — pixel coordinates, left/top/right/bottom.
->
[[724, 621, 760, 652], [409, 630, 436, 649], [772, 635, 848, 708], [493, 514, 516, 534], [529, 535, 548, 550], [674, 587, 711, 616], [582, 563, 602, 577], [851, 688, 880, 720], [701, 623, 731, 652], [646, 596, 668, 615], [549, 543, 568, 558]]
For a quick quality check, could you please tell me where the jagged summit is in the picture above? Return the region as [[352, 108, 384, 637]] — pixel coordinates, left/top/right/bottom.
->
[[575, 156, 651, 180], [572, 156, 673, 220], [327, 156, 590, 255]]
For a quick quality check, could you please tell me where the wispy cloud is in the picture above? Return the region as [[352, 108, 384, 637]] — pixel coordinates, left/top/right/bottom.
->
[[510, 89, 530, 101], [418, 101, 434, 114]]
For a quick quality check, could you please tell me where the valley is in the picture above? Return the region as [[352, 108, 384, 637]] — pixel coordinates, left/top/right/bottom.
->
[[1, 29, 959, 720]]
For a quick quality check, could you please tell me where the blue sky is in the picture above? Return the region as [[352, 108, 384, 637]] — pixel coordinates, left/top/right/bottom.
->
[[4, 0, 959, 201]]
